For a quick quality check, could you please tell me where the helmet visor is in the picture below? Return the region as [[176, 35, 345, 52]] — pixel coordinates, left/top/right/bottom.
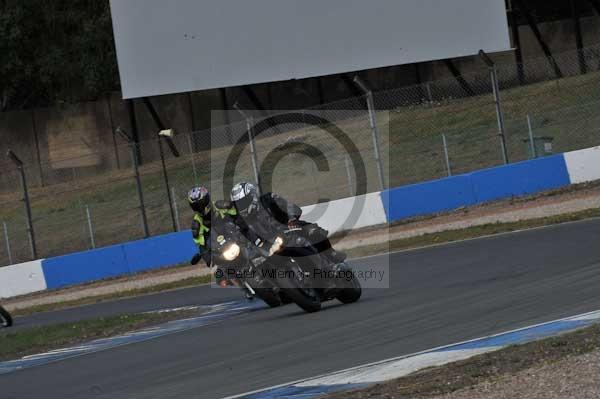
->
[[233, 195, 254, 215]]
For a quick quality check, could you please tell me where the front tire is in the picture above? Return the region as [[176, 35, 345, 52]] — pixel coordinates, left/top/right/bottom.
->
[[256, 289, 282, 308], [277, 266, 321, 313], [278, 292, 293, 305], [0, 306, 13, 327], [336, 273, 362, 304]]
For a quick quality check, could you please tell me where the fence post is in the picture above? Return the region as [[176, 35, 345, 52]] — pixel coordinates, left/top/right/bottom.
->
[[171, 187, 181, 232], [85, 205, 96, 249], [7, 150, 37, 259], [130, 143, 150, 238], [425, 82, 433, 103], [442, 134, 452, 177], [3, 221, 13, 265], [234, 104, 262, 193], [479, 51, 509, 165], [353, 76, 386, 191], [527, 114, 537, 158], [187, 133, 199, 184], [344, 155, 354, 197]]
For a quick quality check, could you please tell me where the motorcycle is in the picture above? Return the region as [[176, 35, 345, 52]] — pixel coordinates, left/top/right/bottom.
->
[[268, 227, 362, 313], [208, 220, 287, 308], [0, 305, 13, 327], [210, 220, 361, 313]]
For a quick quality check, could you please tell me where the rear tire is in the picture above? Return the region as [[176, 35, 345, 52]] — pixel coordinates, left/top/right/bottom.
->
[[0, 306, 13, 327]]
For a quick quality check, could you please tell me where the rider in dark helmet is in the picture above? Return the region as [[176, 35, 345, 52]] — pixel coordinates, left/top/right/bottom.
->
[[230, 182, 346, 265], [188, 186, 212, 255], [188, 186, 236, 276]]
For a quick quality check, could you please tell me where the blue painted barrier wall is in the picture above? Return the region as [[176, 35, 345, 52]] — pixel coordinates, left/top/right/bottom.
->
[[42, 231, 197, 290], [470, 155, 570, 203], [35, 153, 577, 292], [383, 154, 571, 223], [381, 174, 476, 222]]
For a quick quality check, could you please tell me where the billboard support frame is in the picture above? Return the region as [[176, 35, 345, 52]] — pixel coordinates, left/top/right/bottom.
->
[[507, 0, 525, 85], [514, 0, 563, 78], [443, 59, 475, 96], [571, 0, 587, 74]]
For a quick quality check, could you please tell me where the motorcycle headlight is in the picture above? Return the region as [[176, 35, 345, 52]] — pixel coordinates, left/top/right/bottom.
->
[[222, 243, 240, 261], [269, 236, 284, 256]]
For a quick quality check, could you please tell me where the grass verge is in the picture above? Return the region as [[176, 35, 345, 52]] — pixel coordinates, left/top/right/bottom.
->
[[328, 323, 600, 398], [345, 206, 600, 259], [11, 274, 212, 317], [0, 309, 199, 362]]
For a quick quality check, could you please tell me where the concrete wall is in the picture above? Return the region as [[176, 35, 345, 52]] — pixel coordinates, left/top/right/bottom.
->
[[0, 260, 47, 298], [301, 192, 388, 235], [564, 145, 600, 184]]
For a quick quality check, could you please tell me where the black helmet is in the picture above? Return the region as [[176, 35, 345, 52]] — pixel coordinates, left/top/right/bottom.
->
[[231, 182, 259, 217], [188, 186, 211, 216]]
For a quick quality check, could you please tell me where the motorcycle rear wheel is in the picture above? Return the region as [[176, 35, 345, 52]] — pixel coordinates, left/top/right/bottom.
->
[[0, 305, 13, 327]]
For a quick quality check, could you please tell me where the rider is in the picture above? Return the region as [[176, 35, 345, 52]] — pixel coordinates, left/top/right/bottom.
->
[[229, 182, 346, 265], [187, 186, 237, 285]]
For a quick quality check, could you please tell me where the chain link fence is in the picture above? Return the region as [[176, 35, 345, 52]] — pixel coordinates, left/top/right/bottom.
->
[[2, 45, 600, 266]]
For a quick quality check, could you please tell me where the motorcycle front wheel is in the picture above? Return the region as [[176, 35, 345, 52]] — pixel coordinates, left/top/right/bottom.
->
[[336, 274, 362, 304], [0, 305, 13, 327], [255, 289, 282, 308], [276, 263, 321, 313], [334, 263, 362, 304]]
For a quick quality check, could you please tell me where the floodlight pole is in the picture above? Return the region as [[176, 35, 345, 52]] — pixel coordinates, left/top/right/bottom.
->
[[141, 98, 180, 233], [479, 50, 509, 165], [158, 131, 178, 232], [7, 150, 37, 259], [353, 76, 386, 191], [233, 103, 262, 194]]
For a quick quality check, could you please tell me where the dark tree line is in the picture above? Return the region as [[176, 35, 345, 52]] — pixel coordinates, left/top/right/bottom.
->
[[0, 0, 594, 112], [0, 0, 120, 111], [511, 0, 596, 23]]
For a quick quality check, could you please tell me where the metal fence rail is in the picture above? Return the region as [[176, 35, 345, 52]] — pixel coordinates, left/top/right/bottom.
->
[[3, 45, 600, 266]]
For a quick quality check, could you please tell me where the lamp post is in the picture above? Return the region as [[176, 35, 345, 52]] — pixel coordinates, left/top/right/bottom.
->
[[7, 150, 37, 259], [233, 103, 262, 194], [353, 76, 386, 191], [115, 127, 150, 237], [479, 50, 509, 164], [158, 129, 179, 232]]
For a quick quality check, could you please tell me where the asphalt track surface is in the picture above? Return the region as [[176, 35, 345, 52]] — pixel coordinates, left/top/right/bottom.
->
[[2, 218, 600, 398], [10, 283, 237, 331]]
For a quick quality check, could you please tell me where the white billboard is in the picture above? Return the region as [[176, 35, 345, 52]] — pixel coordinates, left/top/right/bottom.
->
[[110, 0, 511, 99]]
